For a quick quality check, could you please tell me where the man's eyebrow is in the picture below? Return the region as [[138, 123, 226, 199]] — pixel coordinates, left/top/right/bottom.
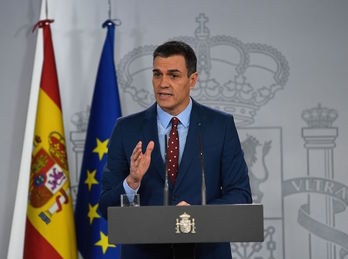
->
[[167, 69, 182, 74], [152, 69, 182, 74]]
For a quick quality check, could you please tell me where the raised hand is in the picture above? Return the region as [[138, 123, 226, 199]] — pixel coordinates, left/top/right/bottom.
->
[[126, 141, 154, 189]]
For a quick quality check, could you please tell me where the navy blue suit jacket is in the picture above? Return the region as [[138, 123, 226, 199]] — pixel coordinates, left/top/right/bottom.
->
[[99, 99, 252, 259]]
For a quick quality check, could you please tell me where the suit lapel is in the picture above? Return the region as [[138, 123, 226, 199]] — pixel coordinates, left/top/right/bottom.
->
[[142, 104, 165, 182], [174, 100, 203, 191]]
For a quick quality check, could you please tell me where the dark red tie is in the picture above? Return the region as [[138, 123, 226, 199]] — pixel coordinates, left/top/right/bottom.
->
[[168, 117, 179, 185]]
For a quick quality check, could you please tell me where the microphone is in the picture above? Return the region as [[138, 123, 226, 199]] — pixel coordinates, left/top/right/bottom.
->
[[198, 135, 206, 205], [164, 134, 169, 206]]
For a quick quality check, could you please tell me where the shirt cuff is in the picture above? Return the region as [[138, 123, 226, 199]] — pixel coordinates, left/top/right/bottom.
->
[[123, 178, 140, 194]]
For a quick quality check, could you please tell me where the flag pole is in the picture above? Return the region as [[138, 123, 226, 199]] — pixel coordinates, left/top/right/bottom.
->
[[7, 1, 45, 258]]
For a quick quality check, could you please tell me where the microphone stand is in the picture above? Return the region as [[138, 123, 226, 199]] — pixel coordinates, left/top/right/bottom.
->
[[164, 134, 169, 206], [198, 135, 206, 205]]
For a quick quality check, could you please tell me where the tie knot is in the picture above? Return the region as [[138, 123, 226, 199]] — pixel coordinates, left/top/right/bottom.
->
[[171, 117, 179, 127]]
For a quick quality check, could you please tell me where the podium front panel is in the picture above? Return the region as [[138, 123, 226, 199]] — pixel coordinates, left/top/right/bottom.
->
[[108, 204, 263, 244]]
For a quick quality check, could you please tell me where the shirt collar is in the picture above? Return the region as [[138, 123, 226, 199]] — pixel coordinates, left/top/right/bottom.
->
[[157, 98, 192, 129]]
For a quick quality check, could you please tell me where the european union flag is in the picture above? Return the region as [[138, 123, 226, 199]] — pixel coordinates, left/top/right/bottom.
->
[[75, 20, 121, 258]]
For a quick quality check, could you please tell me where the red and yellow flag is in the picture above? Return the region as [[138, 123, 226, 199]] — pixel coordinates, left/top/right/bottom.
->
[[23, 20, 77, 259]]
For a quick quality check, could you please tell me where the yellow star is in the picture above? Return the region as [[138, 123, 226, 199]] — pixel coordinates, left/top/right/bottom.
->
[[93, 138, 109, 160], [88, 203, 101, 224], [95, 231, 116, 254], [84, 169, 99, 191]]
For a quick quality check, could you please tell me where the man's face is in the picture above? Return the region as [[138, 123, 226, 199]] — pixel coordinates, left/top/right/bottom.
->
[[152, 55, 198, 116]]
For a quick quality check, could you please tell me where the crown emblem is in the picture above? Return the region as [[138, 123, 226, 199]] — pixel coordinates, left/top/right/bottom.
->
[[117, 13, 289, 126], [301, 103, 338, 128]]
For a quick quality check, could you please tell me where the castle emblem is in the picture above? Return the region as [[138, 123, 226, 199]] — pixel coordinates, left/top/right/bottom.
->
[[176, 212, 196, 234]]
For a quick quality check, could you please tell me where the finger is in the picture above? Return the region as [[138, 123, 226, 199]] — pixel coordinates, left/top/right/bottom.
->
[[132, 141, 142, 154], [132, 148, 142, 162], [135, 153, 142, 166], [144, 141, 155, 158], [131, 141, 142, 161]]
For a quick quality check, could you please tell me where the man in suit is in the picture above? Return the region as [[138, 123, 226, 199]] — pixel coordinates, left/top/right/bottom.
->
[[99, 41, 252, 259]]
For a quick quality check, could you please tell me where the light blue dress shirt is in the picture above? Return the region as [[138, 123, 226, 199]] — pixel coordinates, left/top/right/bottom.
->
[[123, 99, 193, 196]]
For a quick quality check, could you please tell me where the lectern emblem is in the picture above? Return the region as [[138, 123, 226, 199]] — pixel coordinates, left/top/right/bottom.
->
[[176, 212, 196, 234]]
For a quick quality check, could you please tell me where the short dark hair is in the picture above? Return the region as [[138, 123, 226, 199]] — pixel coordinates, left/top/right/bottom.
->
[[153, 41, 197, 77]]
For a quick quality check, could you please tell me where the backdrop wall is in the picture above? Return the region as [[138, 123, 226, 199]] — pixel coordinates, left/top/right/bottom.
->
[[1, 1, 348, 258]]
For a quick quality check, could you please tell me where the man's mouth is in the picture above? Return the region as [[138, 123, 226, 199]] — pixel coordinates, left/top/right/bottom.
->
[[158, 93, 172, 97]]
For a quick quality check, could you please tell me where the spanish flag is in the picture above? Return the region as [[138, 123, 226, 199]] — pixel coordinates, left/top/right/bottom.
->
[[23, 20, 77, 259]]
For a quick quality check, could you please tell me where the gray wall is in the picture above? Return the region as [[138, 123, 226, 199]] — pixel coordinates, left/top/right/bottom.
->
[[0, 0, 40, 257]]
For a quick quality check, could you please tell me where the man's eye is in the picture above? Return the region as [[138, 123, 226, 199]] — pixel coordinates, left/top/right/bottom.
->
[[170, 74, 178, 79], [153, 72, 161, 78]]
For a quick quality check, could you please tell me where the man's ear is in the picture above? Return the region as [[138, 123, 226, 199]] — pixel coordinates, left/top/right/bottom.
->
[[189, 72, 198, 90]]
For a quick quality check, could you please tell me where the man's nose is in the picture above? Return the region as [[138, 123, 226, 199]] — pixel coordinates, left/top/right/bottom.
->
[[159, 75, 169, 88]]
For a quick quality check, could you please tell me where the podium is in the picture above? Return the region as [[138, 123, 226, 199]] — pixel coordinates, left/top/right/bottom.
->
[[108, 204, 263, 244]]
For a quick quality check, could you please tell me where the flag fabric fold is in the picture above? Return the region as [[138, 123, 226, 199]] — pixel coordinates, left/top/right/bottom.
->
[[75, 20, 121, 258], [23, 20, 77, 259]]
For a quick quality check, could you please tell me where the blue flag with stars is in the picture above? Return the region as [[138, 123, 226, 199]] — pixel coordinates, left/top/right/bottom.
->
[[75, 20, 121, 258]]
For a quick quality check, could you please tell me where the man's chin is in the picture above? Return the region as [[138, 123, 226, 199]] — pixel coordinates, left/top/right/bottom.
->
[[156, 98, 171, 107], [158, 104, 172, 111]]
